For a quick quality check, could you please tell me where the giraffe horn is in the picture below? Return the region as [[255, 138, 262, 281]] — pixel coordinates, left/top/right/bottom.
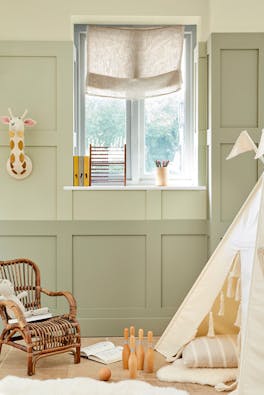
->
[[8, 108, 13, 118], [21, 109, 28, 119]]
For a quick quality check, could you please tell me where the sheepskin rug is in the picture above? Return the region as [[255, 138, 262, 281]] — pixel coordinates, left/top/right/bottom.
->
[[157, 359, 237, 387], [0, 376, 189, 395]]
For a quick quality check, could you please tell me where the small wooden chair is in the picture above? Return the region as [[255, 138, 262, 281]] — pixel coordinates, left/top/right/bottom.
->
[[0, 258, 81, 375]]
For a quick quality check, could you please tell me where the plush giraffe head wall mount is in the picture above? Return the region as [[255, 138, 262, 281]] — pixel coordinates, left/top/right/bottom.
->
[[0, 108, 36, 179]]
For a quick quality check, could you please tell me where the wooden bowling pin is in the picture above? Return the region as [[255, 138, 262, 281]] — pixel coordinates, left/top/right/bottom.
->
[[130, 325, 135, 337], [128, 335, 137, 379], [136, 328, 145, 370], [122, 327, 130, 369], [145, 331, 154, 373]]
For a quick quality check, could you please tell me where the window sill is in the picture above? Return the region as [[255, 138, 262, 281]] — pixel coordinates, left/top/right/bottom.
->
[[64, 185, 206, 191]]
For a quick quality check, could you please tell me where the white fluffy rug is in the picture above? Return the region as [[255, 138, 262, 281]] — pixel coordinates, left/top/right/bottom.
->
[[0, 376, 188, 395], [157, 359, 237, 387]]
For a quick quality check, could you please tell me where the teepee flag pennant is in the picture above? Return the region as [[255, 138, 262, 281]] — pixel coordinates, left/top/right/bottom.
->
[[226, 130, 257, 160]]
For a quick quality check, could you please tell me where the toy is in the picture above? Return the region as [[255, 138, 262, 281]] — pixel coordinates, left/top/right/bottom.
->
[[145, 331, 154, 373], [0, 278, 30, 319], [128, 335, 137, 379], [136, 328, 145, 370], [122, 327, 130, 369], [0, 108, 36, 179], [98, 367, 111, 381], [129, 325, 135, 337]]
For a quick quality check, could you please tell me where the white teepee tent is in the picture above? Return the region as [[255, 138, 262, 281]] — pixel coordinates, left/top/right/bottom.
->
[[156, 131, 264, 395]]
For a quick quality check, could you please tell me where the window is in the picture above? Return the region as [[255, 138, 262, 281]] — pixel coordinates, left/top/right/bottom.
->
[[74, 25, 196, 185]]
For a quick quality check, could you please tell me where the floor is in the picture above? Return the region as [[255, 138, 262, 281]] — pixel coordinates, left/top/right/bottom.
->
[[0, 337, 228, 394]]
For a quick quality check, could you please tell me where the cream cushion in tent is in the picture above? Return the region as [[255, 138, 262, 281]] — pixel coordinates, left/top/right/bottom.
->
[[182, 335, 239, 368]]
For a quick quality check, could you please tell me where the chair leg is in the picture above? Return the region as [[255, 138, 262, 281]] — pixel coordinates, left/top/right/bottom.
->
[[27, 354, 33, 376], [74, 345, 81, 364], [0, 330, 5, 355], [24, 329, 34, 375]]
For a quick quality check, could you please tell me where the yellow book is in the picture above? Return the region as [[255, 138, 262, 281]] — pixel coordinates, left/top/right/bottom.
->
[[73, 156, 79, 186], [83, 156, 90, 186], [78, 156, 84, 186]]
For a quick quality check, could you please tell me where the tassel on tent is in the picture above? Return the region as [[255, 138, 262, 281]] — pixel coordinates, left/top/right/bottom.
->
[[218, 291, 225, 316], [235, 278, 241, 302], [234, 303, 241, 328], [230, 256, 240, 278], [207, 311, 215, 338], [226, 274, 235, 298]]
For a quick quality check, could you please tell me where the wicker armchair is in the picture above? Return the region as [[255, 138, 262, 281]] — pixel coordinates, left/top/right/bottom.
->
[[0, 258, 81, 375]]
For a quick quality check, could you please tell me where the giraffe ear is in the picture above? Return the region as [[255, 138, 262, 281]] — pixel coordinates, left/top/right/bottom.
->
[[24, 119, 36, 127], [0, 116, 10, 124]]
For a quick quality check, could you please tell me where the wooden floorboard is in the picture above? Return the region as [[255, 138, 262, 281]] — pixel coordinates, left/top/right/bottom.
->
[[0, 337, 229, 394]]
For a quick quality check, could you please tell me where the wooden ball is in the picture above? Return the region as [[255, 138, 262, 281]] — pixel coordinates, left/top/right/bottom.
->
[[98, 367, 111, 381]]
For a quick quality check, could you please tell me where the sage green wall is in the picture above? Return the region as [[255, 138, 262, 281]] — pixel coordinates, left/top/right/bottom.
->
[[207, 33, 264, 251], [2, 0, 264, 42], [210, 0, 264, 34], [0, 220, 207, 336], [0, 41, 73, 220], [0, 0, 210, 41], [73, 190, 207, 220]]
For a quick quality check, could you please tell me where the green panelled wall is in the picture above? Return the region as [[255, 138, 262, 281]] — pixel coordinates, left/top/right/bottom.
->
[[207, 34, 264, 252], [0, 220, 207, 336], [0, 41, 73, 220]]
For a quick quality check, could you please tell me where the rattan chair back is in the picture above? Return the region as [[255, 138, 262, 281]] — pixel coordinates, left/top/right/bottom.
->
[[0, 258, 41, 311]]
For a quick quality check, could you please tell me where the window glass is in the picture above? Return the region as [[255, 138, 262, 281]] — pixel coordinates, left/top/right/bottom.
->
[[144, 42, 186, 176], [85, 96, 126, 151], [144, 91, 185, 175]]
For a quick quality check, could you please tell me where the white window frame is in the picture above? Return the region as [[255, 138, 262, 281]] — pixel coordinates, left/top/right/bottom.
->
[[74, 25, 196, 184]]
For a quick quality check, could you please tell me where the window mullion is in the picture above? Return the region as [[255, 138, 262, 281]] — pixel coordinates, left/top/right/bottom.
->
[[183, 30, 195, 181], [79, 32, 87, 156], [139, 100, 145, 181], [130, 100, 141, 183], [126, 100, 132, 180]]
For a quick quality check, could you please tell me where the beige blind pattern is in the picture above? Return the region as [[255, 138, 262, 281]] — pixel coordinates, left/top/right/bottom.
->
[[86, 25, 184, 99]]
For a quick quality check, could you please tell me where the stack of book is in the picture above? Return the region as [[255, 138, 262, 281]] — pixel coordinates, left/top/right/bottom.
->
[[73, 156, 90, 186]]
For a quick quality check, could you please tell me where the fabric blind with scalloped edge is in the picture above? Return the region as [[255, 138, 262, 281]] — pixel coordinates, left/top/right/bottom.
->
[[86, 25, 184, 99]]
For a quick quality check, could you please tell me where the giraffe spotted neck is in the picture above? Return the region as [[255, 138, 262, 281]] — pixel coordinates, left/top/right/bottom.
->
[[9, 130, 27, 175]]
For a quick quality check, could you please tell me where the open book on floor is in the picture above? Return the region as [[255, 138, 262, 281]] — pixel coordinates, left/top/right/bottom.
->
[[80, 341, 123, 364], [8, 307, 52, 324]]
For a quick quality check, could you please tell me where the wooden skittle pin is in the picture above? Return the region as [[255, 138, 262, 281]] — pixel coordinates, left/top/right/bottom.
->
[[128, 335, 137, 379], [122, 327, 130, 369], [145, 331, 154, 373], [136, 328, 145, 370]]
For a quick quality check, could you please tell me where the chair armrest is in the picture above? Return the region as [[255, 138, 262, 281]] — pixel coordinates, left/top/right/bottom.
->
[[0, 300, 27, 329], [40, 288, 77, 319]]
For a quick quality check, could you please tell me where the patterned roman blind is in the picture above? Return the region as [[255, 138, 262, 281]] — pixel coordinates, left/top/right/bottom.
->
[[86, 25, 184, 99]]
